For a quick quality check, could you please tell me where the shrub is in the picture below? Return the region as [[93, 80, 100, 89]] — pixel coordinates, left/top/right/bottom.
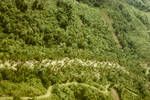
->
[[15, 0, 28, 12]]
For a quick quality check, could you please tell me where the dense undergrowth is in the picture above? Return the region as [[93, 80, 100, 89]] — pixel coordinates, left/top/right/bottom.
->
[[0, 0, 150, 100], [0, 58, 149, 99]]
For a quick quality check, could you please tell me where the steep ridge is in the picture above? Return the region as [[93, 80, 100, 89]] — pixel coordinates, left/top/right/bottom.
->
[[0, 0, 150, 99]]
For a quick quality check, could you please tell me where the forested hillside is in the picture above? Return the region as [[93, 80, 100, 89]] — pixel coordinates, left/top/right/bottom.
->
[[0, 0, 150, 100]]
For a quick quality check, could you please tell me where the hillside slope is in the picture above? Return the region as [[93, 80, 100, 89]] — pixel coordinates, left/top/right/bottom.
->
[[0, 0, 150, 100]]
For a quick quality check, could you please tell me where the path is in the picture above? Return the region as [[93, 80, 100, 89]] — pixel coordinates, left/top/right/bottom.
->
[[0, 58, 130, 100], [100, 9, 122, 48], [110, 88, 120, 100], [0, 82, 110, 100]]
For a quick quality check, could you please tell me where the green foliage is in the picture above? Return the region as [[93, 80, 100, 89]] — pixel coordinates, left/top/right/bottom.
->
[[0, 59, 148, 99], [0, 80, 46, 96], [52, 84, 108, 100], [32, 0, 46, 10], [126, 0, 150, 11], [0, 0, 119, 61], [76, 0, 105, 7], [0, 0, 150, 99], [15, 0, 28, 12]]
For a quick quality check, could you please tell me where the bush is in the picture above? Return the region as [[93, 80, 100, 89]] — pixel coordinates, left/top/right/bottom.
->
[[76, 0, 105, 7], [15, 0, 28, 12]]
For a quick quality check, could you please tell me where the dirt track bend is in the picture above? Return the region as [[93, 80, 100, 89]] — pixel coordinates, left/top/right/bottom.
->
[[0, 82, 110, 100], [0, 58, 129, 100]]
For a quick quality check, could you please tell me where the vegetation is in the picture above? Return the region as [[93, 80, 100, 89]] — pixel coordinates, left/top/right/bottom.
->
[[0, 0, 150, 100]]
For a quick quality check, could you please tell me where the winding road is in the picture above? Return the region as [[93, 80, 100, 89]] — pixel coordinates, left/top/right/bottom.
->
[[0, 58, 133, 100], [0, 82, 110, 100]]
